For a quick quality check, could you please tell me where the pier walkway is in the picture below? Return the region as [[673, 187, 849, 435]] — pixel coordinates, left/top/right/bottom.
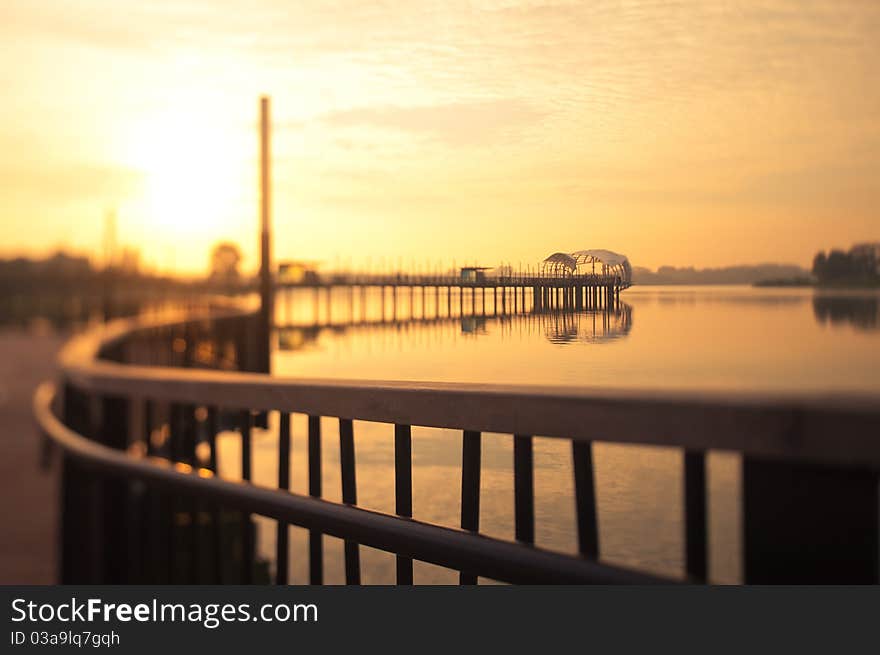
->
[[277, 272, 627, 315], [0, 328, 62, 583]]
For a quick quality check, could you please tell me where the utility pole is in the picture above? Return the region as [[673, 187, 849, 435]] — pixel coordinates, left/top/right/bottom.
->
[[102, 210, 117, 321], [259, 95, 273, 375]]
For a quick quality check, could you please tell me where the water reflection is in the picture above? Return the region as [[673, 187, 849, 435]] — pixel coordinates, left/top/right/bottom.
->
[[459, 316, 487, 335], [258, 286, 880, 585], [276, 302, 634, 351], [813, 294, 879, 331], [541, 304, 632, 344]]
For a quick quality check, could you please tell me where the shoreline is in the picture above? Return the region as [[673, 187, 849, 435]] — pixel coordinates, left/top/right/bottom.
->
[[752, 280, 880, 289]]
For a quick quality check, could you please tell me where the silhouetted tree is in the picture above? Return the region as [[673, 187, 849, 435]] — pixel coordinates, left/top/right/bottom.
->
[[210, 242, 242, 285], [812, 244, 880, 286], [812, 252, 827, 279]]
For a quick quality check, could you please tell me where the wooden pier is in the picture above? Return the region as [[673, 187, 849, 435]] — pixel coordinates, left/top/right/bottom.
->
[[276, 272, 627, 323]]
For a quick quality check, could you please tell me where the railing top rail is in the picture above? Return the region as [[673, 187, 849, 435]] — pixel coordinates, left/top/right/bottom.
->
[[57, 310, 880, 468]]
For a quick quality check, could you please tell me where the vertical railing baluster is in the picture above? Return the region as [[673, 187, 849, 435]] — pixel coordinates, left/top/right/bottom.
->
[[144, 399, 154, 455], [60, 383, 90, 583], [339, 418, 361, 584], [162, 495, 174, 582], [185, 405, 198, 584], [241, 410, 253, 481], [207, 406, 222, 584], [459, 429, 481, 584], [684, 450, 707, 582], [59, 454, 80, 583], [166, 403, 179, 582], [169, 402, 183, 461], [514, 435, 535, 545], [207, 406, 219, 472], [572, 440, 599, 559], [394, 423, 413, 584], [100, 393, 129, 582], [134, 398, 154, 582], [276, 412, 291, 585], [308, 415, 323, 584], [148, 400, 169, 584], [191, 503, 203, 584], [240, 410, 253, 584], [88, 473, 104, 583]]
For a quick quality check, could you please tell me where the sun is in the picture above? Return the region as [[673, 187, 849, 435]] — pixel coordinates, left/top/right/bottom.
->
[[125, 109, 251, 242]]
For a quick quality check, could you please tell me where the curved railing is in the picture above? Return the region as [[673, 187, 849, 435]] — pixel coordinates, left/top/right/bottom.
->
[[36, 308, 880, 584]]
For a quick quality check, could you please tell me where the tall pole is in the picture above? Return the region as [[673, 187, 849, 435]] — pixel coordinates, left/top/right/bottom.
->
[[259, 96, 273, 374], [102, 210, 117, 321]]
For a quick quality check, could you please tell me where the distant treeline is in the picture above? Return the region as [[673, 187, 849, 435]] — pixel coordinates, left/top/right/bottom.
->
[[0, 252, 251, 294], [631, 263, 809, 285], [0, 251, 252, 328], [812, 243, 880, 287], [634, 242, 880, 287]]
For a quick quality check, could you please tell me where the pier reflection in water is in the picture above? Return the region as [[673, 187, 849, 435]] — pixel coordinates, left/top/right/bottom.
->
[[199, 286, 880, 584], [276, 302, 633, 353]]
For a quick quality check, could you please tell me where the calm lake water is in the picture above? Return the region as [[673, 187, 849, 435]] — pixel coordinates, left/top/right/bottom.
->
[[217, 285, 880, 584]]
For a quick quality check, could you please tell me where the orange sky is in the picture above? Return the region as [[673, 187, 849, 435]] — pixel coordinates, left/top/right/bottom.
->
[[1, 1, 878, 274]]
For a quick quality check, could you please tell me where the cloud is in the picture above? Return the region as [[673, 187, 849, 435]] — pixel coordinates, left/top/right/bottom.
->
[[0, 160, 142, 205], [317, 99, 546, 147]]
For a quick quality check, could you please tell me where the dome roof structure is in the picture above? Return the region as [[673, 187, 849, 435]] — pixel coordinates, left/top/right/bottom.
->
[[540, 252, 578, 276], [541, 249, 632, 288]]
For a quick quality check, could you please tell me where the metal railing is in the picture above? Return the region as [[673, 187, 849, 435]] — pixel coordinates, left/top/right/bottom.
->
[[35, 309, 880, 584]]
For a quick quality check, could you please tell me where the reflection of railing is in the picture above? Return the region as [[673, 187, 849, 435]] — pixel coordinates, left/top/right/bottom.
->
[[36, 309, 880, 584]]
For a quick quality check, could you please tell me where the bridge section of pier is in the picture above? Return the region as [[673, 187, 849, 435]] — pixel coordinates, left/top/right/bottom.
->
[[275, 250, 633, 319]]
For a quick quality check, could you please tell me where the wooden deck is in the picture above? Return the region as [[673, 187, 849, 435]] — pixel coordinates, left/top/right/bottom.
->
[[0, 328, 63, 583]]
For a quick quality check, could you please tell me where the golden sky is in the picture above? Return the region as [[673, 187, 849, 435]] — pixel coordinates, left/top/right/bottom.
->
[[1, 0, 878, 274]]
